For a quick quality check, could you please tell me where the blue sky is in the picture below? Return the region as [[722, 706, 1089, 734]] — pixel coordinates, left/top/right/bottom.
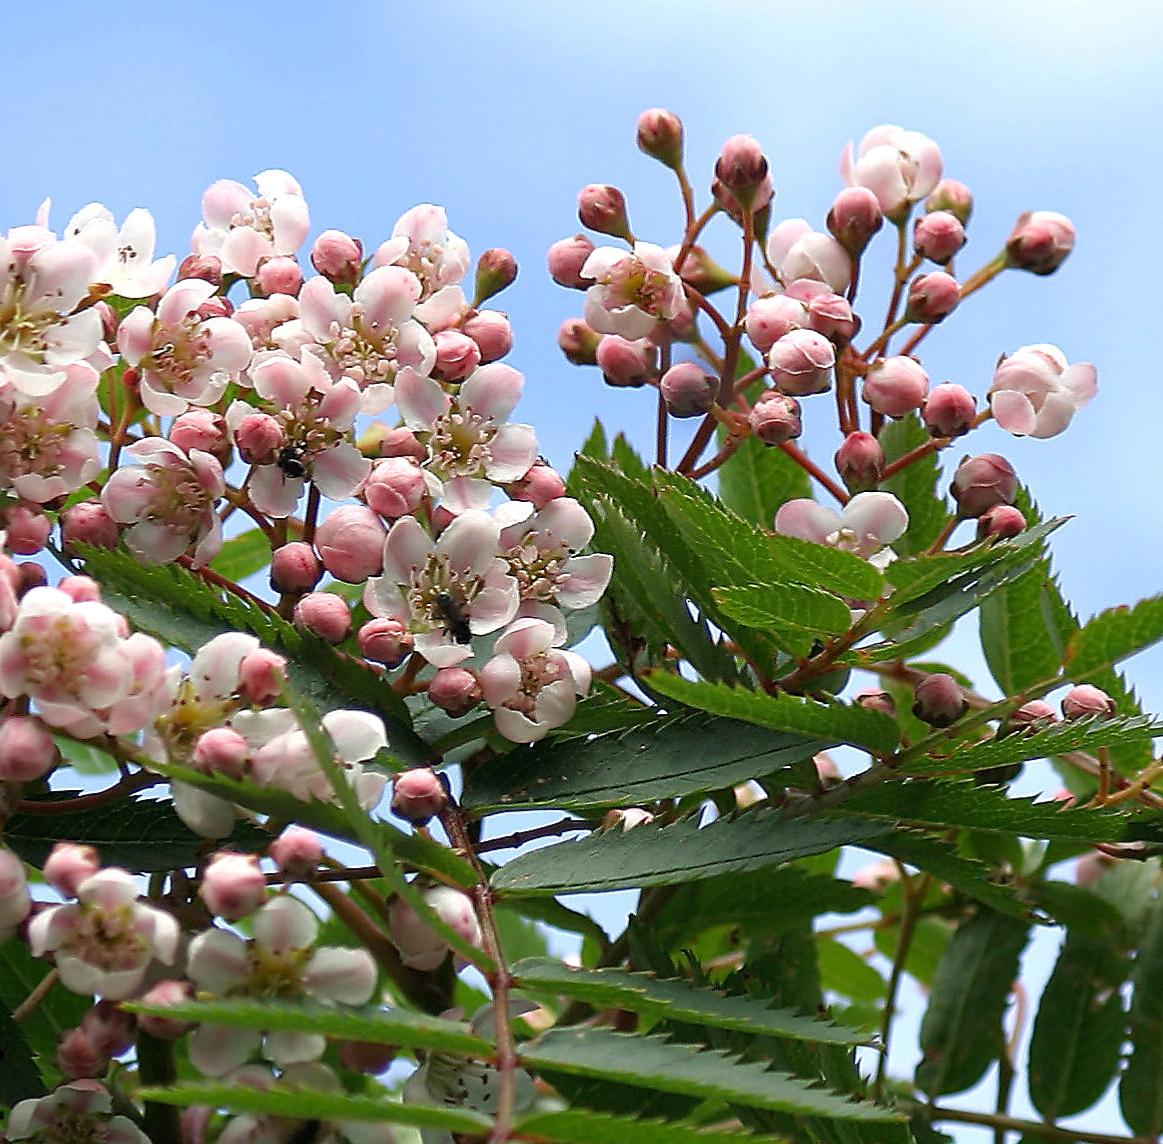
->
[[10, 2, 1163, 1136]]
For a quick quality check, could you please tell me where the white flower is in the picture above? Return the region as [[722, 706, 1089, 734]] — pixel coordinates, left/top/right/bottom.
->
[[988, 343, 1097, 439], [7, 1081, 150, 1143], [580, 241, 685, 339], [64, 203, 175, 297]]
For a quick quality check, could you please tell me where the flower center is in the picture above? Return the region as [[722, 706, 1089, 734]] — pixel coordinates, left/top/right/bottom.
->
[[503, 541, 568, 602], [324, 312, 402, 386], [146, 316, 213, 393], [427, 408, 496, 479], [63, 902, 147, 972], [0, 279, 62, 362], [407, 554, 482, 637]]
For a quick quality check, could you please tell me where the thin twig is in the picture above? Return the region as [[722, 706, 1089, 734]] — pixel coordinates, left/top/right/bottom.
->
[[12, 968, 59, 1021]]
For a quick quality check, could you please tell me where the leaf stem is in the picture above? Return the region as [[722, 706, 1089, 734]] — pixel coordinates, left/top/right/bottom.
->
[[913, 1101, 1147, 1144]]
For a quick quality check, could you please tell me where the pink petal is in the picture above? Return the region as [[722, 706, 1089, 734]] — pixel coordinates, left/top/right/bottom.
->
[[557, 554, 613, 609], [311, 443, 371, 500], [774, 499, 841, 543], [843, 491, 909, 546], [321, 709, 387, 763], [220, 227, 272, 277], [1062, 362, 1097, 407], [461, 364, 524, 422], [990, 390, 1037, 436], [395, 367, 448, 429], [382, 516, 432, 584], [304, 948, 377, 1004], [253, 896, 317, 954], [354, 265, 422, 328], [1030, 390, 1078, 439], [438, 510, 501, 576]]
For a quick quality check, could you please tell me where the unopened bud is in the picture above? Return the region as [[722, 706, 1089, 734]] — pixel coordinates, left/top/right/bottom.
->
[[178, 253, 223, 286], [509, 462, 566, 509], [854, 688, 897, 717], [363, 457, 427, 521], [923, 383, 976, 438], [863, 356, 930, 417], [925, 179, 974, 224], [293, 592, 351, 644], [827, 186, 884, 256], [391, 767, 449, 825], [389, 885, 481, 971], [636, 107, 684, 170], [238, 648, 286, 706], [431, 329, 481, 382], [310, 229, 363, 287], [340, 1040, 398, 1075], [1002, 699, 1058, 736], [170, 409, 232, 467], [253, 256, 303, 298], [474, 248, 518, 305], [16, 562, 46, 594], [547, 234, 595, 289], [428, 667, 481, 718], [768, 329, 835, 396], [200, 851, 267, 921], [558, 317, 600, 366], [57, 1027, 108, 1080], [914, 211, 966, 264], [835, 431, 885, 491], [748, 390, 802, 445], [714, 135, 770, 210], [1062, 684, 1116, 720], [745, 294, 806, 353], [43, 842, 100, 898], [193, 727, 250, 779], [358, 618, 414, 668], [136, 980, 194, 1041], [912, 673, 967, 727], [233, 413, 284, 466], [81, 1000, 135, 1058], [360, 424, 427, 462], [577, 184, 633, 241], [3, 504, 51, 555], [270, 541, 323, 595], [977, 504, 1027, 540], [462, 309, 512, 363], [93, 301, 119, 343], [660, 361, 717, 418], [1005, 210, 1075, 276], [269, 827, 323, 880], [58, 576, 101, 603], [61, 502, 119, 551], [951, 453, 1018, 518], [314, 505, 386, 583], [595, 335, 655, 388], [806, 291, 859, 345], [905, 272, 960, 324], [0, 715, 59, 782]]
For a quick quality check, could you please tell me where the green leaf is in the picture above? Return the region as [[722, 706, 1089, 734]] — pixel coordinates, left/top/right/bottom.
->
[[53, 735, 119, 775], [3, 796, 269, 873], [511, 959, 868, 1045], [712, 581, 855, 655], [716, 433, 812, 528], [136, 1083, 492, 1134], [896, 714, 1163, 777], [1120, 896, 1163, 1135], [463, 713, 828, 813], [124, 996, 492, 1058], [816, 938, 885, 1005], [643, 674, 899, 755], [873, 917, 951, 988], [0, 1000, 45, 1106], [491, 810, 891, 896], [74, 546, 427, 766], [1066, 595, 1163, 680], [878, 414, 948, 556], [915, 908, 1031, 1096], [513, 1108, 795, 1144], [651, 868, 873, 950], [520, 1028, 901, 1122], [838, 777, 1163, 844], [210, 527, 273, 582]]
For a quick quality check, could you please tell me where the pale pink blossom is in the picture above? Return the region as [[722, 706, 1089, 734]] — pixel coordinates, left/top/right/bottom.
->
[[389, 885, 482, 971], [29, 866, 179, 1000], [192, 169, 310, 276], [187, 895, 376, 1076], [480, 618, 591, 743], [396, 363, 537, 511], [840, 125, 943, 218], [364, 510, 520, 667], [775, 492, 909, 560], [580, 241, 685, 339], [988, 343, 1097, 439], [199, 851, 267, 921], [117, 278, 252, 416], [101, 438, 224, 566], [373, 204, 472, 328], [7, 1081, 150, 1144], [766, 221, 853, 295], [63, 203, 176, 297]]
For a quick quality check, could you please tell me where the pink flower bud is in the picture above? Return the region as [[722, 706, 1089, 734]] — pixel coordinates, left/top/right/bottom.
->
[[925, 179, 973, 224], [474, 248, 518, 304], [431, 329, 481, 382], [199, 851, 267, 921], [195, 294, 234, 320], [238, 647, 287, 706], [977, 504, 1027, 540], [43, 842, 100, 898], [254, 256, 303, 298], [748, 390, 802, 446], [835, 431, 885, 491], [61, 502, 119, 551], [428, 666, 481, 718], [1062, 684, 1116, 720], [3, 504, 51, 555], [603, 807, 655, 832], [660, 361, 717, 418], [906, 271, 960, 323], [827, 186, 884, 256], [1005, 210, 1075, 275], [595, 335, 655, 388], [58, 576, 102, 603], [1007, 699, 1058, 731], [170, 410, 232, 467], [714, 134, 770, 209], [913, 211, 966, 264], [854, 688, 897, 717], [462, 309, 512, 363], [268, 827, 323, 880], [192, 727, 250, 779], [361, 424, 427, 462], [745, 294, 806, 353], [339, 1040, 397, 1075], [136, 980, 194, 1041], [93, 301, 119, 343], [294, 592, 351, 644], [1076, 850, 1117, 888], [357, 617, 414, 668], [310, 229, 363, 287], [951, 453, 1018, 517], [510, 462, 566, 509], [557, 318, 600, 366], [863, 356, 929, 417], [636, 108, 684, 169], [315, 505, 387, 583], [923, 382, 976, 438], [178, 252, 224, 285], [57, 1027, 108, 1080], [233, 413, 284, 466], [768, 329, 835, 396], [814, 752, 841, 787], [912, 672, 967, 727], [363, 457, 427, 521], [17, 562, 46, 594], [391, 767, 448, 825], [81, 1000, 135, 1058], [0, 715, 59, 782], [577, 184, 633, 241], [806, 292, 859, 345], [270, 541, 323, 595], [548, 234, 596, 289], [389, 885, 482, 971]]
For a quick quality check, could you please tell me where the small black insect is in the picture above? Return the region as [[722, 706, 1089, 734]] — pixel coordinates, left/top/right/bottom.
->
[[433, 590, 472, 644], [277, 445, 308, 478]]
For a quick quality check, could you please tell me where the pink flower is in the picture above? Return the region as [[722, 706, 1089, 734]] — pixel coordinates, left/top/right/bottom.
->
[[480, 618, 591, 743], [396, 363, 538, 512], [101, 438, 225, 566], [374, 203, 471, 301], [580, 242, 685, 339], [775, 492, 909, 561], [364, 510, 520, 667], [840, 125, 943, 219], [389, 885, 482, 971], [7, 1081, 150, 1144], [117, 279, 252, 416], [0, 362, 101, 502], [988, 343, 1097, 439], [29, 866, 179, 1000], [63, 203, 176, 298], [766, 221, 853, 295], [192, 169, 310, 277], [186, 895, 376, 1076]]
